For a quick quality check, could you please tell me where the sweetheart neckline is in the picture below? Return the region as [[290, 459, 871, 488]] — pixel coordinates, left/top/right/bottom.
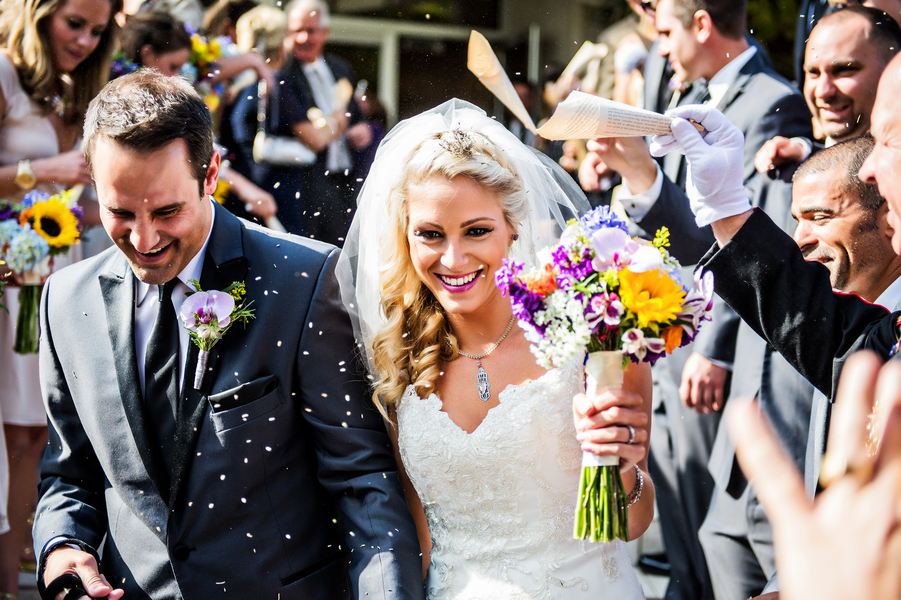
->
[[416, 365, 565, 436]]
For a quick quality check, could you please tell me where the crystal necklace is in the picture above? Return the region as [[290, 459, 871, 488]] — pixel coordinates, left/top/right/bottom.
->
[[457, 314, 516, 402]]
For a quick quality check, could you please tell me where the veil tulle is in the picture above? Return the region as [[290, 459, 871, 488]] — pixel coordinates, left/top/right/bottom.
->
[[336, 98, 590, 376]]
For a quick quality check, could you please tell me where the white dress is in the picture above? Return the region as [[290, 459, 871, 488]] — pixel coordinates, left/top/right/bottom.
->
[[396, 360, 645, 600]]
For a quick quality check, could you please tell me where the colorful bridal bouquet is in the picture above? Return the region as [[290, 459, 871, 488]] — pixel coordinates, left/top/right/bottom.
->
[[179, 279, 254, 389], [0, 189, 84, 353], [496, 205, 714, 543]]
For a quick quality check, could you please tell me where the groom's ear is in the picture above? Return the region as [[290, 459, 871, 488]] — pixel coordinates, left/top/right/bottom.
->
[[202, 150, 222, 197]]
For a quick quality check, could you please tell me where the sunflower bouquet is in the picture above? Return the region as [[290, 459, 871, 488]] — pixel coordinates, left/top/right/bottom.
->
[[495, 205, 714, 543], [0, 189, 83, 353]]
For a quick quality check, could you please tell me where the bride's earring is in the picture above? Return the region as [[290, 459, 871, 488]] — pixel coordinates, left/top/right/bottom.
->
[[511, 233, 519, 241]]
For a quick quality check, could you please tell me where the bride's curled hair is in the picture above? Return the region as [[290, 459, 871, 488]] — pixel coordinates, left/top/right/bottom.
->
[[371, 129, 529, 414]]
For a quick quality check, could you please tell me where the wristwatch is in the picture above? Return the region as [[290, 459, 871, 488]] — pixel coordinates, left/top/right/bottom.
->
[[15, 159, 36, 191]]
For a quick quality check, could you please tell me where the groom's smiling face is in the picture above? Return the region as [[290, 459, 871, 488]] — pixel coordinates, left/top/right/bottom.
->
[[94, 136, 219, 284]]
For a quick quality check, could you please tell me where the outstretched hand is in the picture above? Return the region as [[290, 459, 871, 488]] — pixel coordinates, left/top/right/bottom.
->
[[754, 135, 809, 174], [730, 351, 901, 600], [650, 104, 750, 227]]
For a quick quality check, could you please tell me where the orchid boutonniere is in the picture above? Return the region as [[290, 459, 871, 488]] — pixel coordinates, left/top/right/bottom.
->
[[180, 279, 255, 389]]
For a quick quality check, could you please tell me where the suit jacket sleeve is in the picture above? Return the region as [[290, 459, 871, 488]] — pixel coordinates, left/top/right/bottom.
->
[[296, 249, 424, 600], [698, 208, 895, 396], [35, 276, 109, 556]]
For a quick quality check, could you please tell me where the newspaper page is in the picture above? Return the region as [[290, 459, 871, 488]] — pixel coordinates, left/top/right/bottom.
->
[[467, 30, 537, 133], [538, 91, 677, 140]]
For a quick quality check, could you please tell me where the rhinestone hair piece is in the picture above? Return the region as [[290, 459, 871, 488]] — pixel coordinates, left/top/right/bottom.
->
[[437, 128, 478, 158]]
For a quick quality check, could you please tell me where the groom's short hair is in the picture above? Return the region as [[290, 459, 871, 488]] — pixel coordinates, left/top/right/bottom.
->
[[83, 70, 214, 195]]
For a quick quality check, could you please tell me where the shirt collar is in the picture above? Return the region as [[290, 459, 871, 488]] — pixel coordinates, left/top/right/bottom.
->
[[135, 197, 217, 307], [302, 57, 328, 75], [706, 46, 757, 108], [875, 274, 901, 311]]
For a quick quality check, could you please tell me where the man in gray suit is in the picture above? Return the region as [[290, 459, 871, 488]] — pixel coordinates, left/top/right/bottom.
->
[[33, 71, 423, 600], [581, 0, 810, 597]]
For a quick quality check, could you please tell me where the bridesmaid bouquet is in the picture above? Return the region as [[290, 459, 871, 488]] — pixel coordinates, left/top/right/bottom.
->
[[182, 26, 239, 114], [495, 205, 714, 542], [0, 189, 84, 353]]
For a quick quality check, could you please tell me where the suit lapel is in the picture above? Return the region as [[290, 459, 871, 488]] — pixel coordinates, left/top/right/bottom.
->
[[716, 52, 765, 115], [170, 204, 249, 506], [99, 259, 172, 511]]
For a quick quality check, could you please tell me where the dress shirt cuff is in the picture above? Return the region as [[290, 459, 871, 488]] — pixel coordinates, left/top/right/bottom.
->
[[38, 537, 99, 591], [790, 137, 813, 162], [619, 164, 663, 222]]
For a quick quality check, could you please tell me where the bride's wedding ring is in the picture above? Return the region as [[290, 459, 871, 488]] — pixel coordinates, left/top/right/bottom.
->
[[625, 425, 636, 445]]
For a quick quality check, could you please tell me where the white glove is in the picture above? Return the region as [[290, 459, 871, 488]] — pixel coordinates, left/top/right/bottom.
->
[[649, 104, 750, 227]]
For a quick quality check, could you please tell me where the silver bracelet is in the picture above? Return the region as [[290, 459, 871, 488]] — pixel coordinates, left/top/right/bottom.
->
[[626, 465, 644, 507]]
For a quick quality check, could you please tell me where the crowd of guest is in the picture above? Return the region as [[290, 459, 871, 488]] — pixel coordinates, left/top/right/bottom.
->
[[1, 0, 901, 598]]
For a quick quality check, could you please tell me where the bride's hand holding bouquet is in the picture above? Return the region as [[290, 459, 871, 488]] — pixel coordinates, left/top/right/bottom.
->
[[496, 205, 714, 542]]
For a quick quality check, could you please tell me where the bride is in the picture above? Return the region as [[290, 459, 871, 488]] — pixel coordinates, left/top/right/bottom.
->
[[338, 99, 655, 599]]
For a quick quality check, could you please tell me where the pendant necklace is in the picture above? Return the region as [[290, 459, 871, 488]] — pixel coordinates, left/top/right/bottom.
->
[[457, 315, 516, 402]]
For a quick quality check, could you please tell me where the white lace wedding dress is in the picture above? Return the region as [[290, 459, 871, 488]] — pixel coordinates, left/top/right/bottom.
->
[[396, 360, 645, 600]]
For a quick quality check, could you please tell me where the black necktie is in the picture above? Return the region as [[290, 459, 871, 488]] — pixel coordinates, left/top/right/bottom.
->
[[144, 279, 179, 483]]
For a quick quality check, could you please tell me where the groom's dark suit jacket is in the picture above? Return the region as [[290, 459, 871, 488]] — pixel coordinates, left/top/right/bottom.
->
[[34, 202, 423, 600]]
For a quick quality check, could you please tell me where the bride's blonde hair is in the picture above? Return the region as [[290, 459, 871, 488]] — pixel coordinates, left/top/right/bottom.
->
[[370, 129, 529, 415]]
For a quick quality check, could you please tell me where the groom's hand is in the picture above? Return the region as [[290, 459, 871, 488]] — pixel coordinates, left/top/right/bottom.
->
[[649, 104, 751, 228], [44, 547, 124, 600]]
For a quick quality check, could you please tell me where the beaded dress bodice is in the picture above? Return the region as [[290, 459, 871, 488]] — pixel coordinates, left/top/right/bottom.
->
[[396, 361, 644, 600]]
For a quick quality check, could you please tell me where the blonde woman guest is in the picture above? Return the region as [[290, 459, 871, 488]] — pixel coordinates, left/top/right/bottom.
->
[[0, 0, 119, 594], [338, 99, 655, 599]]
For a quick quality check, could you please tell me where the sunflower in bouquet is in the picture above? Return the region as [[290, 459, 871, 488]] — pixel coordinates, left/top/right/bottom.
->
[[496, 205, 714, 542], [0, 189, 84, 353]]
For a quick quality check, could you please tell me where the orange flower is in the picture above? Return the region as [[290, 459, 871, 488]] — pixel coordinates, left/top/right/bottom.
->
[[663, 325, 684, 354], [522, 263, 558, 296], [18, 208, 33, 226]]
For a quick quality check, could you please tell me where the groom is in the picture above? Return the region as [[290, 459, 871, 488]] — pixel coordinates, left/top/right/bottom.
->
[[33, 71, 423, 600]]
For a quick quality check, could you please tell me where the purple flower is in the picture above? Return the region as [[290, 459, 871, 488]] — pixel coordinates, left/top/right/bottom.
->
[[495, 258, 523, 296], [579, 205, 629, 235], [586, 292, 624, 332], [552, 244, 593, 283], [495, 259, 545, 328], [0, 203, 14, 221], [674, 269, 714, 343], [180, 291, 234, 330], [509, 284, 545, 326], [622, 328, 666, 363]]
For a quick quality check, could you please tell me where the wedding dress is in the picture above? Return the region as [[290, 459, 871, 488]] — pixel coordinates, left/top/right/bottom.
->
[[396, 360, 645, 600]]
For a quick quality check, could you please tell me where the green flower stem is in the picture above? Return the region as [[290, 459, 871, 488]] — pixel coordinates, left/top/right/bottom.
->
[[14, 284, 41, 354], [573, 465, 629, 543]]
